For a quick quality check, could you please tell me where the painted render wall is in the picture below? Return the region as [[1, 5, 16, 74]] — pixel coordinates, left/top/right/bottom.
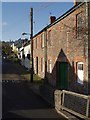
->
[[24, 44, 31, 70]]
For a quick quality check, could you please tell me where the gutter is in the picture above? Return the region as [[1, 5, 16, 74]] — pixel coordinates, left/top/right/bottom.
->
[[33, 2, 85, 38]]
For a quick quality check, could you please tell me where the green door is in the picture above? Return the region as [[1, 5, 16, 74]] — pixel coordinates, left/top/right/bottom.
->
[[56, 62, 68, 90]]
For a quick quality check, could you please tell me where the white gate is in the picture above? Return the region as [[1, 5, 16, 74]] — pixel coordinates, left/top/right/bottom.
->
[[55, 90, 90, 119]]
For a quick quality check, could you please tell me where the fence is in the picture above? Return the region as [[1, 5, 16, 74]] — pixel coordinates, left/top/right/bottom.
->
[[55, 90, 90, 119]]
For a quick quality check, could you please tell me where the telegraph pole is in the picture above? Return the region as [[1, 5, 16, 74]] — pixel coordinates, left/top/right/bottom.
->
[[30, 8, 33, 83]]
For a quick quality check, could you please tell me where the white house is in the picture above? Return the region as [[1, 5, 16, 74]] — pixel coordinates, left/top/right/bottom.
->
[[20, 40, 31, 70]]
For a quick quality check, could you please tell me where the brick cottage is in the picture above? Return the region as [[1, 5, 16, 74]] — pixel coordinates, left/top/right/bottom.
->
[[33, 1, 90, 94]]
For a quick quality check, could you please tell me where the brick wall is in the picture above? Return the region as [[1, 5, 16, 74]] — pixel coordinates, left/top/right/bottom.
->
[[33, 3, 89, 94], [46, 3, 88, 94], [33, 32, 45, 78], [88, 2, 90, 94]]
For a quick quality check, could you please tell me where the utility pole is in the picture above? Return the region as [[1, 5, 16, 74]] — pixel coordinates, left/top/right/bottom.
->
[[30, 7, 33, 83]]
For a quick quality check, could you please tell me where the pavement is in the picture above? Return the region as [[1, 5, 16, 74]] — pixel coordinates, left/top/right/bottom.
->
[[2, 60, 67, 119], [25, 82, 81, 120], [2, 80, 66, 119], [2, 59, 81, 119]]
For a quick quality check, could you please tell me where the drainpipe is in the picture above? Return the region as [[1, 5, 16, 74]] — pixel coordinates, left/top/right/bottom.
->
[[85, 1, 89, 94], [44, 28, 47, 83]]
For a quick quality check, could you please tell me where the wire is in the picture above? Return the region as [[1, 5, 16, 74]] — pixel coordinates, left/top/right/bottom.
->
[[34, 2, 55, 13], [3, 2, 55, 35], [3, 2, 76, 41]]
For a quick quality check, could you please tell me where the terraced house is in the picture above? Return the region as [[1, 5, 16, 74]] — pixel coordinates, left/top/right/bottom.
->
[[21, 40, 31, 70], [33, 1, 90, 94]]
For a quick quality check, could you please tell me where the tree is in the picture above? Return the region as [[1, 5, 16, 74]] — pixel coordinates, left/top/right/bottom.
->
[[2, 41, 12, 56]]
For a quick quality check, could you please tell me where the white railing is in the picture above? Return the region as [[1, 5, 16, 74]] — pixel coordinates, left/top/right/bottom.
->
[[55, 90, 90, 119]]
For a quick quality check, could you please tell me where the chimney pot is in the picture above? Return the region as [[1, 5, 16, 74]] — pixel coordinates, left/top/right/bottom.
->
[[50, 16, 56, 24]]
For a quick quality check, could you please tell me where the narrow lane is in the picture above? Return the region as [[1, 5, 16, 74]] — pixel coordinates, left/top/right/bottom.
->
[[2, 60, 67, 119], [0, 58, 2, 120]]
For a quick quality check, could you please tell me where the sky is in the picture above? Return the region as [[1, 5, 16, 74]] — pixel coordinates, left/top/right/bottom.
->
[[2, 2, 74, 41]]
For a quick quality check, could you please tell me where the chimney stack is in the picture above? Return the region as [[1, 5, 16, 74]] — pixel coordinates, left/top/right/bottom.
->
[[50, 16, 56, 24], [74, 0, 81, 6], [74, 0, 77, 5]]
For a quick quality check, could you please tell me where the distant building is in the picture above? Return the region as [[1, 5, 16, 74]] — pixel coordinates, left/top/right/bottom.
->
[[20, 40, 31, 70], [11, 38, 28, 57]]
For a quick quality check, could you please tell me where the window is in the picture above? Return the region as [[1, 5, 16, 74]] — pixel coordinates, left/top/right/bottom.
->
[[41, 58, 44, 72], [76, 12, 83, 37], [23, 54, 25, 59], [77, 62, 84, 84], [34, 58, 36, 73], [48, 30, 52, 46], [41, 33, 44, 48], [48, 60, 52, 73], [27, 54, 30, 60], [36, 38, 37, 49], [78, 64, 83, 70]]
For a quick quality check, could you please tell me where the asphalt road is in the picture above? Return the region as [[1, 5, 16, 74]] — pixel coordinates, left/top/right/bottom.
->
[[0, 58, 2, 120], [2, 60, 66, 120]]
